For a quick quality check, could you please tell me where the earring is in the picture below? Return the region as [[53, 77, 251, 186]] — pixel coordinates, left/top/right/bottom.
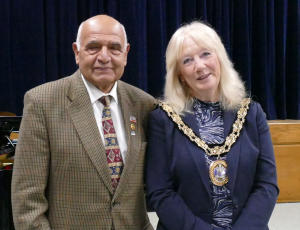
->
[[180, 78, 186, 85]]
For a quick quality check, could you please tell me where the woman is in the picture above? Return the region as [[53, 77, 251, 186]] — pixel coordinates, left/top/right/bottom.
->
[[146, 21, 278, 230]]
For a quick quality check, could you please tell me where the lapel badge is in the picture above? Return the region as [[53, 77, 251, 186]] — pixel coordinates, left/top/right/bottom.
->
[[130, 115, 136, 135]]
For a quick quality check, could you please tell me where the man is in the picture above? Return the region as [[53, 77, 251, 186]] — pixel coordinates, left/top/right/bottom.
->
[[11, 15, 155, 230]]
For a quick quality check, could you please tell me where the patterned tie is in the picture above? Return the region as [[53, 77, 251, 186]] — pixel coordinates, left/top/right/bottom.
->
[[100, 96, 124, 190]]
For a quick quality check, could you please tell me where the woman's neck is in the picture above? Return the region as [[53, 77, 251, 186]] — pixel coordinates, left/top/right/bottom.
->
[[193, 90, 219, 103]]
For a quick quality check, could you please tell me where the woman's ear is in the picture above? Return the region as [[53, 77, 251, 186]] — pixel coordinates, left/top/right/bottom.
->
[[179, 76, 185, 84]]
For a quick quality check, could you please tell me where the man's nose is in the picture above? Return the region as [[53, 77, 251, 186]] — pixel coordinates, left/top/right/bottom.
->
[[97, 47, 111, 63]]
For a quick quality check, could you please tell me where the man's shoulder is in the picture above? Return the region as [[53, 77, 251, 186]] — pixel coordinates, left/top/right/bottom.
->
[[26, 71, 79, 98], [118, 80, 155, 103]]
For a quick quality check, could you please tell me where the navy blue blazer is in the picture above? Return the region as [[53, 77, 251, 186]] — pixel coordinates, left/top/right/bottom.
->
[[146, 101, 279, 230]]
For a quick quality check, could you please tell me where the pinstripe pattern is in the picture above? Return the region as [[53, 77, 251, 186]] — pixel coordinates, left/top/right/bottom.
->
[[11, 70, 156, 230]]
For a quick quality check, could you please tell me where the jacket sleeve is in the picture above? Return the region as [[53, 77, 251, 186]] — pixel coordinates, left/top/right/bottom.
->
[[145, 109, 222, 230], [232, 103, 279, 229], [11, 91, 51, 230]]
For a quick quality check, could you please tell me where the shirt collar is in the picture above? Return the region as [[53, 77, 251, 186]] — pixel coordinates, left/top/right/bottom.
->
[[81, 74, 119, 105]]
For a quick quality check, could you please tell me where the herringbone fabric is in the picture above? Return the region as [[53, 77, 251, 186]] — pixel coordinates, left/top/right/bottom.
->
[[101, 96, 124, 190]]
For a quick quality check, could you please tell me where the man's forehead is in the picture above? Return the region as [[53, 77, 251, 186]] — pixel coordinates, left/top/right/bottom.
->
[[81, 22, 125, 43], [84, 33, 123, 44]]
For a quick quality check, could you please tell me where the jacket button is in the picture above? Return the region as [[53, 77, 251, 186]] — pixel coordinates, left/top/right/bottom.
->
[[112, 201, 120, 207]]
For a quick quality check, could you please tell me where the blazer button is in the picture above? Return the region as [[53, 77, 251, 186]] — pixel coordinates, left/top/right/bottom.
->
[[112, 201, 120, 207]]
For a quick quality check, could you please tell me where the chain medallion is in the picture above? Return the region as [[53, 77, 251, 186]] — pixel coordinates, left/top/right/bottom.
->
[[158, 98, 251, 186]]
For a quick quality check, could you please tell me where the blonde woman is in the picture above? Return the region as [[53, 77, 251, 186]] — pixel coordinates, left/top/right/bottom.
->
[[146, 21, 278, 230]]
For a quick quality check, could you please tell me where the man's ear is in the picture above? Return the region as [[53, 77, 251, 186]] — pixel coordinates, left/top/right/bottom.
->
[[126, 43, 130, 53], [72, 42, 79, 64], [123, 43, 130, 66]]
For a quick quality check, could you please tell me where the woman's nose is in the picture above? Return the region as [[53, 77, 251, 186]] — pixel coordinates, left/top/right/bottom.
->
[[194, 56, 205, 70]]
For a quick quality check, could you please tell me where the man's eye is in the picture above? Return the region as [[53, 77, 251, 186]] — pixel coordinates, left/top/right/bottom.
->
[[111, 50, 122, 55], [86, 47, 99, 54], [109, 45, 122, 55], [110, 48, 122, 55]]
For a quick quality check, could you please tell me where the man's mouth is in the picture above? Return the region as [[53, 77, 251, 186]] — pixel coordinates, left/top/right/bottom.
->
[[94, 67, 111, 71]]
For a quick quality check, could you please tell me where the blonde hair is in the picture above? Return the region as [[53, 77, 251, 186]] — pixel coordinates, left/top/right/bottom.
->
[[164, 21, 246, 114]]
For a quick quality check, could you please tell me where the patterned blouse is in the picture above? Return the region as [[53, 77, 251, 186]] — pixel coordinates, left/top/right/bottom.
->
[[193, 99, 233, 229]]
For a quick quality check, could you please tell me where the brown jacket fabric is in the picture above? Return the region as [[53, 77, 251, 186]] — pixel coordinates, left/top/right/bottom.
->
[[11, 71, 155, 230]]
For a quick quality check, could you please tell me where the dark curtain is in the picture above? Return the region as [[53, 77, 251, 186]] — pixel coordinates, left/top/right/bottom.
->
[[0, 0, 299, 119]]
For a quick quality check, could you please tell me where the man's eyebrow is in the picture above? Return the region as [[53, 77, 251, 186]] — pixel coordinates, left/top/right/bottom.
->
[[85, 40, 122, 48], [86, 40, 100, 46], [109, 41, 122, 48]]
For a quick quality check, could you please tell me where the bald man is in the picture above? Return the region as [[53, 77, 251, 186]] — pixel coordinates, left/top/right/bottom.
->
[[11, 15, 155, 230]]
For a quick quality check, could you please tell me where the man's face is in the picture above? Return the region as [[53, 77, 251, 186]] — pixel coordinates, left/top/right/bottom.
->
[[73, 16, 130, 93]]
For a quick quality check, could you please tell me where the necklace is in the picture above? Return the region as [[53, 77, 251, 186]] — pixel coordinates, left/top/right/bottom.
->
[[158, 98, 251, 186]]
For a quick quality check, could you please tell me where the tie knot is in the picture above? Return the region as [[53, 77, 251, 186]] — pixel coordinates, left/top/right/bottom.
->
[[100, 96, 111, 107]]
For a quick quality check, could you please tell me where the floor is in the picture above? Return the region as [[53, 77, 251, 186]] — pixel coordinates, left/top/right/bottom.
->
[[148, 202, 300, 229]]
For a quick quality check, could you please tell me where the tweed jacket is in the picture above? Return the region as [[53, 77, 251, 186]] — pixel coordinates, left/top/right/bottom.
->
[[146, 101, 279, 230], [11, 70, 155, 230]]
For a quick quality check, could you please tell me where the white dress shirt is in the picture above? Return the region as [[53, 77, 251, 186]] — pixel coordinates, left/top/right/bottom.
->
[[81, 74, 128, 163]]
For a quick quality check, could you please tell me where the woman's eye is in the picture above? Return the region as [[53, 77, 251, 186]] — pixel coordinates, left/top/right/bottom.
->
[[183, 58, 193, 65], [201, 51, 211, 57]]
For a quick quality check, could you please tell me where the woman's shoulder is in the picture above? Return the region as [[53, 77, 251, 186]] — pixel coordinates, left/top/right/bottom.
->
[[245, 99, 269, 133], [149, 102, 179, 127], [150, 104, 169, 119], [248, 99, 266, 118]]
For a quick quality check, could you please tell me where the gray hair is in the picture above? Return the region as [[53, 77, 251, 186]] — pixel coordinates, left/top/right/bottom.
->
[[164, 21, 247, 114]]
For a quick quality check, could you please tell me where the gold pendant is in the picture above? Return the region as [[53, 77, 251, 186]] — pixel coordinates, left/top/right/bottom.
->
[[209, 160, 229, 186]]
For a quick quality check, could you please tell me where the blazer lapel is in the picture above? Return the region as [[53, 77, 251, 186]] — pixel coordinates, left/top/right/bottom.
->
[[182, 112, 211, 196], [112, 81, 141, 199], [67, 72, 114, 193], [223, 109, 241, 191]]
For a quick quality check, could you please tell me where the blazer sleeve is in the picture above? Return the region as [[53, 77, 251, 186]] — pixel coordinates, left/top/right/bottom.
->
[[232, 102, 279, 229], [145, 109, 221, 230], [11, 91, 51, 230]]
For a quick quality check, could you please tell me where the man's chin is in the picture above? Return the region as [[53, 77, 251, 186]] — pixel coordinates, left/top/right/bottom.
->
[[93, 73, 116, 81]]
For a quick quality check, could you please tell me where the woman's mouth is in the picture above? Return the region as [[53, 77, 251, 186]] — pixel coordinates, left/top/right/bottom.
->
[[197, 73, 210, 80]]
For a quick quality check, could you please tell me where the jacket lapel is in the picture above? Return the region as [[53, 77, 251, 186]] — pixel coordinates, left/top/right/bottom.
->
[[112, 81, 141, 199], [67, 72, 114, 193], [181, 108, 242, 194], [182, 112, 211, 196]]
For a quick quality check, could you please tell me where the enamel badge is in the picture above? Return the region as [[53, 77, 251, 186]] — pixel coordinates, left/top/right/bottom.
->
[[209, 160, 229, 186], [130, 115, 136, 135]]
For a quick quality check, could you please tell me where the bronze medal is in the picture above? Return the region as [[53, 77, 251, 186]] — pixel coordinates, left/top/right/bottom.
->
[[209, 160, 228, 186]]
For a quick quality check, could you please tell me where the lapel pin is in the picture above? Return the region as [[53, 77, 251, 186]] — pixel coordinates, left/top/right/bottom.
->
[[130, 115, 136, 135]]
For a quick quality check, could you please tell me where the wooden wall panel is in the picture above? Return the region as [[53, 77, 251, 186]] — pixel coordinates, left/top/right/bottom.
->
[[273, 145, 300, 202], [268, 120, 300, 203]]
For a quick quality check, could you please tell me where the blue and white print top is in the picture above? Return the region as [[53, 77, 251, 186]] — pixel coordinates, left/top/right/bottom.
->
[[193, 99, 233, 229]]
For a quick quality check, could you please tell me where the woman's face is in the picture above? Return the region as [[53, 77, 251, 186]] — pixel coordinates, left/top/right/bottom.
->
[[178, 37, 221, 102]]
